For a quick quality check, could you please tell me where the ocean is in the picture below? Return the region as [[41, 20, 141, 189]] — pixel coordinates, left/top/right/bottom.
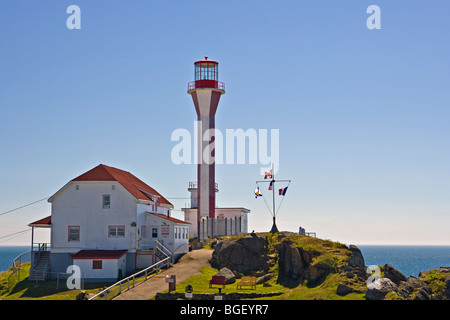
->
[[359, 245, 450, 277], [0, 246, 30, 273]]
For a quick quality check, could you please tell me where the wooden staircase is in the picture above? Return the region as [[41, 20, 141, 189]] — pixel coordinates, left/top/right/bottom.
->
[[29, 251, 50, 281]]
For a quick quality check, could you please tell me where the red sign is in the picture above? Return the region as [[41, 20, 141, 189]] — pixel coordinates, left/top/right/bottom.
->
[[161, 226, 170, 238]]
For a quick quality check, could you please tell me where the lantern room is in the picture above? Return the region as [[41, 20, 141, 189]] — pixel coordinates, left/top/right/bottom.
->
[[188, 57, 225, 92]]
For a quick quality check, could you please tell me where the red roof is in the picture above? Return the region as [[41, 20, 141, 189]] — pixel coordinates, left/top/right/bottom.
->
[[72, 249, 128, 260], [194, 56, 218, 65], [28, 216, 52, 226], [151, 213, 190, 225], [71, 164, 172, 206]]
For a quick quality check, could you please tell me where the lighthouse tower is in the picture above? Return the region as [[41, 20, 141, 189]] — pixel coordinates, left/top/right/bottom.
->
[[187, 57, 225, 229]]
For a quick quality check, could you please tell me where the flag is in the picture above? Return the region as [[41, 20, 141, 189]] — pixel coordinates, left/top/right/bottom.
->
[[254, 187, 263, 198], [268, 181, 273, 190], [278, 187, 288, 196], [264, 169, 273, 179]]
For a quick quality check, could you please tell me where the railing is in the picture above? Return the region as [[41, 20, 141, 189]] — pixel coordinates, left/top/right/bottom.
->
[[156, 241, 173, 263], [13, 250, 31, 269], [187, 81, 225, 91], [188, 181, 219, 191], [7, 250, 31, 288], [32, 242, 50, 252], [34, 243, 48, 261], [89, 241, 172, 300]]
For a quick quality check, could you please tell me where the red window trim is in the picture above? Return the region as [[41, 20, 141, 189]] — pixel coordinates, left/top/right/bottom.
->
[[92, 260, 102, 269]]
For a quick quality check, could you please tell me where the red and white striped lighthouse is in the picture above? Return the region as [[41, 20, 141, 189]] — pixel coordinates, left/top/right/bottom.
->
[[187, 57, 225, 228]]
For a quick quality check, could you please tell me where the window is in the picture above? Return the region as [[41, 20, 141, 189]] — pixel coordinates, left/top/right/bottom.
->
[[68, 226, 80, 242], [103, 195, 111, 209], [93, 260, 102, 269], [151, 228, 158, 238], [109, 226, 125, 237]]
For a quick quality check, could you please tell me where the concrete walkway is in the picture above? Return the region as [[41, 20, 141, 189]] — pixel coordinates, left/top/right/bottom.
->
[[113, 248, 213, 300]]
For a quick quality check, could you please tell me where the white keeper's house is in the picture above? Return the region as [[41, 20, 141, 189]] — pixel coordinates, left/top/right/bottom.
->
[[28, 164, 190, 282]]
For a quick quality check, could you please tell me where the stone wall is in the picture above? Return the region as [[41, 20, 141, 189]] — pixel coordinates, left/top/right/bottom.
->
[[155, 292, 283, 300]]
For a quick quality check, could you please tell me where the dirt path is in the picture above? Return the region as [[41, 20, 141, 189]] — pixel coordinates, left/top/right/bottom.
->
[[113, 248, 213, 300]]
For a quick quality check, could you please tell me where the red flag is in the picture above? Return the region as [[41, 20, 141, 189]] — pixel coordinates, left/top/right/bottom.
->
[[264, 169, 273, 179], [268, 181, 273, 190]]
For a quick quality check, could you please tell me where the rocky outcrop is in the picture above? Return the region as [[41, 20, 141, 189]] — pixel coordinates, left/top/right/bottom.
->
[[210, 233, 269, 274], [347, 245, 365, 269], [384, 264, 407, 285], [396, 276, 431, 300], [278, 240, 306, 279], [277, 239, 337, 287]]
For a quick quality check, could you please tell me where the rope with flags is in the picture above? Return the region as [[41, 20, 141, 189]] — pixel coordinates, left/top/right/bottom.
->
[[275, 181, 291, 216], [255, 183, 275, 218], [254, 165, 291, 233]]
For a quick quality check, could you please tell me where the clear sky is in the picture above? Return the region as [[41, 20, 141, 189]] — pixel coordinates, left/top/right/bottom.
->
[[0, 0, 449, 246]]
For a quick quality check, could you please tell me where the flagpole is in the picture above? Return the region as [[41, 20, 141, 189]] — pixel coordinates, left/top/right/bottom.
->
[[270, 163, 279, 233], [256, 164, 290, 234]]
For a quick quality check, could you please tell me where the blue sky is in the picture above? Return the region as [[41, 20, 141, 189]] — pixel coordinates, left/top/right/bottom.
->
[[0, 0, 449, 245]]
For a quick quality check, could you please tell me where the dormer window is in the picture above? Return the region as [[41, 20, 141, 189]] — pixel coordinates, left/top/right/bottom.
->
[[103, 195, 111, 209]]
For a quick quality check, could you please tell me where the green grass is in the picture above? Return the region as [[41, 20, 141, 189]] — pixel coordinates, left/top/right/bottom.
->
[[166, 265, 365, 300], [0, 263, 113, 300]]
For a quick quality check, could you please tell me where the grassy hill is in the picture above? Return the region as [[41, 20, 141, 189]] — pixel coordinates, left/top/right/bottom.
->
[[169, 232, 368, 300]]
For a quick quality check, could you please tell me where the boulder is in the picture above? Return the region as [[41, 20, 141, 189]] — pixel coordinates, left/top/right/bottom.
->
[[384, 264, 407, 285], [396, 276, 432, 300], [413, 287, 431, 300], [278, 241, 305, 279], [336, 283, 354, 296], [256, 273, 273, 285], [405, 276, 428, 292], [366, 278, 397, 300], [347, 245, 365, 270], [210, 235, 269, 274], [214, 267, 236, 284]]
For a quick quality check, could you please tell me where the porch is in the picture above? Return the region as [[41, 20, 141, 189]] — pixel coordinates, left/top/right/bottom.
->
[[27, 216, 52, 280]]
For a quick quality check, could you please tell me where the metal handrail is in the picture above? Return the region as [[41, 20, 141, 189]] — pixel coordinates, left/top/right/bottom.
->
[[89, 240, 173, 300], [156, 241, 171, 258], [187, 81, 225, 91], [188, 182, 219, 190], [13, 250, 31, 269], [88, 256, 170, 300]]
